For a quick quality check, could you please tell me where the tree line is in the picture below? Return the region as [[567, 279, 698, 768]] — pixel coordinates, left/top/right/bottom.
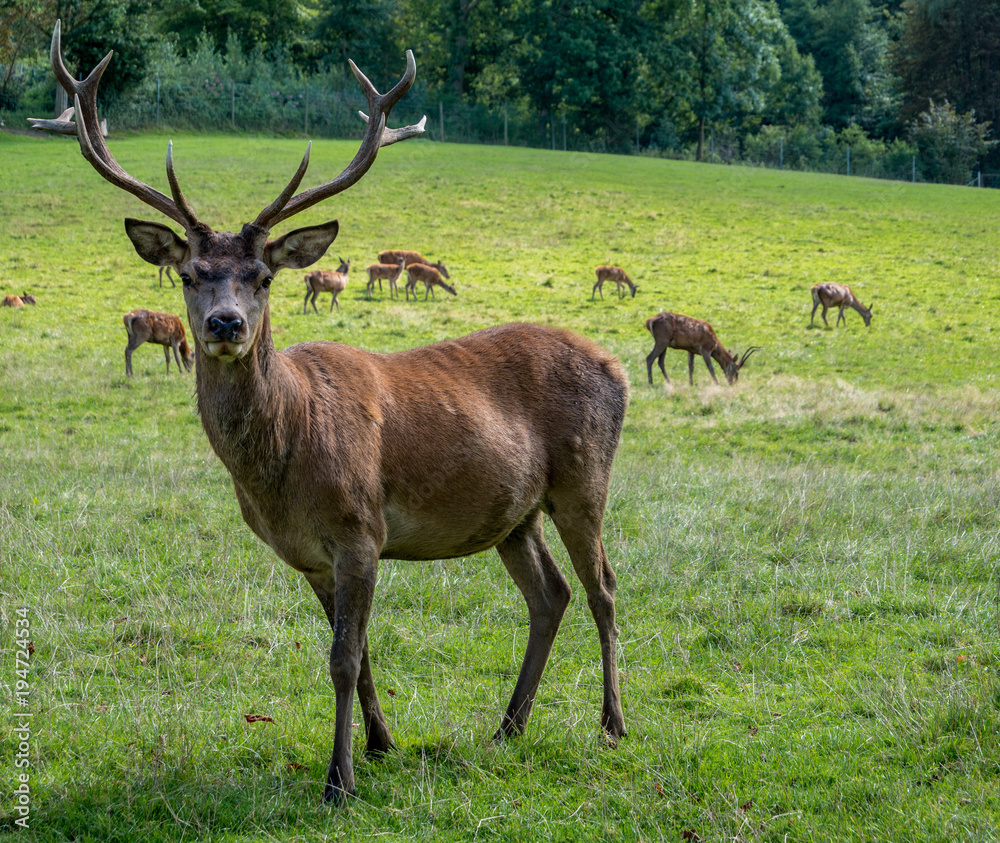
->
[[2, 0, 997, 182]]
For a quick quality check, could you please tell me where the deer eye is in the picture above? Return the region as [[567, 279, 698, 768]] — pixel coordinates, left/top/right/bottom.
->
[[180, 273, 193, 287], [260, 276, 273, 289]]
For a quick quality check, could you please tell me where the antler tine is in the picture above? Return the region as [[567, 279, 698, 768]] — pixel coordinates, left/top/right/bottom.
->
[[739, 346, 762, 366], [166, 141, 204, 230], [40, 21, 194, 231], [262, 51, 425, 228], [252, 142, 312, 230]]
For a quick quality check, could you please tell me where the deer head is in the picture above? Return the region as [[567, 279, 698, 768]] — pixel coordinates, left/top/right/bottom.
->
[[723, 347, 761, 384], [39, 20, 425, 362]]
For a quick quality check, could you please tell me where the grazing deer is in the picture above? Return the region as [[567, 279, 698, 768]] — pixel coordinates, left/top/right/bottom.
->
[[304, 258, 350, 313], [378, 249, 449, 279], [3, 294, 24, 307], [158, 265, 176, 287], [592, 266, 638, 300], [365, 256, 406, 299], [405, 263, 456, 301], [123, 309, 194, 377], [810, 282, 872, 328], [646, 311, 759, 386], [21, 292, 36, 305], [37, 21, 627, 804]]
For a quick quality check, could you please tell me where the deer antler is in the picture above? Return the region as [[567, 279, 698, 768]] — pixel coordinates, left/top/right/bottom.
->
[[738, 347, 762, 367], [35, 20, 201, 232], [254, 53, 426, 230]]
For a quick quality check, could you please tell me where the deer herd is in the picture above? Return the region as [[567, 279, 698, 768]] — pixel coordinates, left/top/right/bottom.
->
[[26, 20, 881, 804]]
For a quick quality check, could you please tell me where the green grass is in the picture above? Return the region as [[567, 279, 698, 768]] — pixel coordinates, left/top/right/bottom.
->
[[1, 129, 999, 841]]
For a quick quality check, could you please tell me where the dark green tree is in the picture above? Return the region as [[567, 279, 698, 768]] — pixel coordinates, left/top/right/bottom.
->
[[311, 0, 401, 83], [908, 99, 996, 184], [894, 0, 1000, 133], [512, 0, 645, 150], [157, 0, 306, 60], [643, 0, 807, 159]]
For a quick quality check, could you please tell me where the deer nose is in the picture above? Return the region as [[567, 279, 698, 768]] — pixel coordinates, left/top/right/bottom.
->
[[208, 315, 243, 342]]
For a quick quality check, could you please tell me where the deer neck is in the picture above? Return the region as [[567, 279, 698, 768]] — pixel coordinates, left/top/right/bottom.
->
[[194, 309, 302, 490]]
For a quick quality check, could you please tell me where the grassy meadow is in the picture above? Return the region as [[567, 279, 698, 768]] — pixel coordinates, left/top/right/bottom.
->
[[1, 128, 999, 841]]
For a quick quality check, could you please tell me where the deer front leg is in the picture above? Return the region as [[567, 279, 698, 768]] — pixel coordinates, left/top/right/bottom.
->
[[162, 344, 172, 373], [701, 352, 719, 385], [330, 293, 339, 312], [809, 299, 820, 326], [305, 552, 382, 803], [837, 306, 847, 327]]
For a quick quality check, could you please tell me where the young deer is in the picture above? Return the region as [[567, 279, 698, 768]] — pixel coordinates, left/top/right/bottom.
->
[[405, 263, 456, 300], [810, 282, 872, 328], [304, 258, 350, 313], [3, 294, 24, 307], [646, 311, 759, 386], [365, 256, 406, 299], [21, 292, 36, 305], [123, 309, 194, 376], [592, 266, 638, 300], [158, 265, 176, 287], [39, 21, 627, 804], [378, 249, 449, 279]]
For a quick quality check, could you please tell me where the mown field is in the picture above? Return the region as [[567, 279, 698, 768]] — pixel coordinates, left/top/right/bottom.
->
[[1, 128, 999, 842]]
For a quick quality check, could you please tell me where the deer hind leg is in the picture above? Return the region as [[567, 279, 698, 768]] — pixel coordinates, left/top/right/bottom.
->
[[124, 332, 146, 377], [170, 340, 184, 373], [837, 306, 846, 327], [592, 280, 603, 300], [304, 288, 313, 315], [810, 296, 820, 326], [548, 490, 626, 739], [330, 292, 340, 312], [646, 340, 669, 385], [494, 509, 572, 739]]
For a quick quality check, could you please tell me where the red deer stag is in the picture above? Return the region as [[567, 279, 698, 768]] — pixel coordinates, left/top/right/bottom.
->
[[592, 265, 638, 300], [378, 248, 449, 279], [304, 257, 350, 313], [810, 282, 872, 328], [365, 256, 405, 299], [646, 311, 759, 386], [37, 21, 627, 804], [3, 294, 24, 307], [123, 309, 194, 376], [405, 262, 456, 300]]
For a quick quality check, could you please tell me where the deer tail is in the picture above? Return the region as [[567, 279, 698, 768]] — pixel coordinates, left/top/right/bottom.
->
[[123, 313, 135, 336]]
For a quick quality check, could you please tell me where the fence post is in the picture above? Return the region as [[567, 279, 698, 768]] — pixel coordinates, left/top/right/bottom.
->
[[156, 76, 160, 125], [710, 129, 714, 164], [846, 145, 850, 176], [439, 101, 445, 142], [779, 136, 783, 169], [504, 104, 508, 146], [636, 117, 639, 155], [912, 155, 916, 182], [231, 80, 235, 129], [305, 87, 309, 136], [563, 114, 567, 151]]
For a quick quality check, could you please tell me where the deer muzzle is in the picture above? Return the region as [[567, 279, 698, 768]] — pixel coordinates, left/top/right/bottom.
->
[[204, 314, 246, 359]]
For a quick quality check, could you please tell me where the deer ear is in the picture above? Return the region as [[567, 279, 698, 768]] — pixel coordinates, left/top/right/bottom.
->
[[124, 218, 187, 267], [264, 220, 339, 272]]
